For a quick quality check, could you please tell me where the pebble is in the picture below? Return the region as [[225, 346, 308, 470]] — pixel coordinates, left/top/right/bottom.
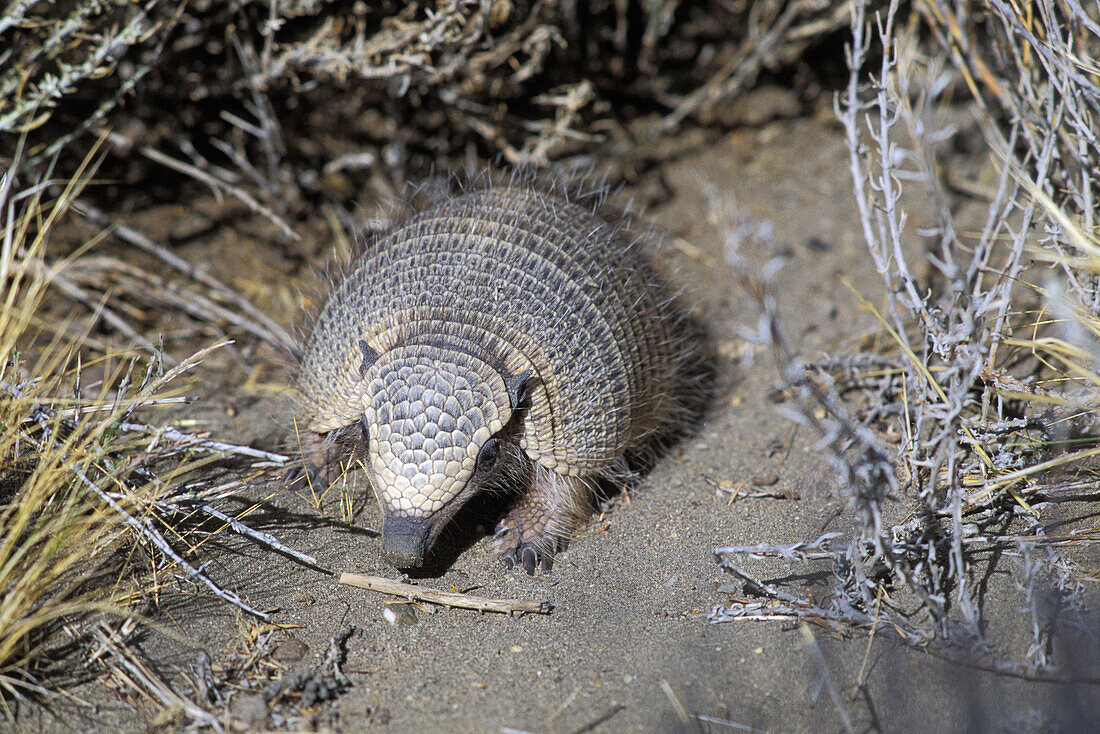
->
[[272, 637, 309, 665], [383, 603, 418, 627], [228, 692, 267, 731]]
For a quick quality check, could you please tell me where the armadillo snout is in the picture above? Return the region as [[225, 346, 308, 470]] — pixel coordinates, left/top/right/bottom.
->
[[381, 514, 431, 567]]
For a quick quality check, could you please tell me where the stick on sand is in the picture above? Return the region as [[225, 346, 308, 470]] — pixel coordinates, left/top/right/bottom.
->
[[339, 573, 552, 614]]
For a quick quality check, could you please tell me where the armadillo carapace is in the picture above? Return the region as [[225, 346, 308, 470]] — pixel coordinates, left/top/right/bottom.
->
[[294, 185, 693, 573]]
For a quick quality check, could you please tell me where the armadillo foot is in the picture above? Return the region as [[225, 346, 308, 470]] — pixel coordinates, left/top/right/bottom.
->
[[284, 459, 335, 493], [497, 526, 564, 575], [285, 430, 349, 493], [495, 467, 592, 574], [495, 496, 563, 574]]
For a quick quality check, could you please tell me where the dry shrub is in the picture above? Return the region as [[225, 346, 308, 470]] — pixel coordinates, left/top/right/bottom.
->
[[713, 0, 1100, 682], [2, 1, 847, 187]]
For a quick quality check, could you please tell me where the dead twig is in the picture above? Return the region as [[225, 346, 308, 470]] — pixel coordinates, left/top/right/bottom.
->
[[75, 203, 297, 354], [94, 620, 222, 732], [338, 573, 552, 614], [73, 464, 270, 620]]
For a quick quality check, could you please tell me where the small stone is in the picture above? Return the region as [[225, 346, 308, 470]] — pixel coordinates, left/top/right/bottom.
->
[[510, 644, 523, 653], [751, 473, 779, 487], [382, 603, 418, 627], [272, 637, 309, 665], [228, 692, 266, 731]]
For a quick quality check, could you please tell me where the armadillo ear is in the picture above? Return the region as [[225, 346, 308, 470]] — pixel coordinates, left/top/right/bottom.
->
[[504, 369, 533, 409], [358, 340, 379, 378]]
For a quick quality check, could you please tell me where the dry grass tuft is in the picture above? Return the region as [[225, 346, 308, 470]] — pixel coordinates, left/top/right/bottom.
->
[[0, 142, 307, 716]]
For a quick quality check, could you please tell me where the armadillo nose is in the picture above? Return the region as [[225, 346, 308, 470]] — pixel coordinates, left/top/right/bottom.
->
[[381, 514, 432, 568]]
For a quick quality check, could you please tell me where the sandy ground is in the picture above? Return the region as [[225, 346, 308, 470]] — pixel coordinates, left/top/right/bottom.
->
[[15, 116, 1099, 733]]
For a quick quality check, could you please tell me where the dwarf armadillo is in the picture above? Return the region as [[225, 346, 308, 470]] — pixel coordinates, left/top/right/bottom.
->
[[292, 184, 697, 573]]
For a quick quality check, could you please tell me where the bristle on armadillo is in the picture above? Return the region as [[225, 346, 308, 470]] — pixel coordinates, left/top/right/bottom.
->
[[292, 184, 698, 573]]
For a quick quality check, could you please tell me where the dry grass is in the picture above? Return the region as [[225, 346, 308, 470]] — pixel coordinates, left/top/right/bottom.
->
[[0, 142, 309, 717]]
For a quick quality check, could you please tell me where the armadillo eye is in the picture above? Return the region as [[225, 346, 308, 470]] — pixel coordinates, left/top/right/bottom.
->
[[476, 437, 501, 472]]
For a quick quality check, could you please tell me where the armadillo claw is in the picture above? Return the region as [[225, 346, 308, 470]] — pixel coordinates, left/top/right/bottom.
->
[[284, 463, 305, 489], [284, 461, 327, 492], [286, 431, 350, 493], [500, 542, 554, 575], [496, 520, 564, 575]]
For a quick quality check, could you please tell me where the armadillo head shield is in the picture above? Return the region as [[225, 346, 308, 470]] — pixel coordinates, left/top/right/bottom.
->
[[361, 345, 514, 568]]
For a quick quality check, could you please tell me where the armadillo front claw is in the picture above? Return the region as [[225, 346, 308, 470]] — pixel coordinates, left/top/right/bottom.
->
[[284, 460, 330, 493], [501, 542, 554, 575], [496, 520, 564, 575], [286, 431, 349, 493], [283, 462, 310, 490]]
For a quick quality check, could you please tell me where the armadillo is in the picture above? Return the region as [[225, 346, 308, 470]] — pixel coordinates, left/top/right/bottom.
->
[[292, 184, 697, 573]]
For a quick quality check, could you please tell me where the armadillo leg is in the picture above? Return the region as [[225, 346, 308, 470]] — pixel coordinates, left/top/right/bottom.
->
[[496, 464, 594, 574], [285, 427, 354, 494]]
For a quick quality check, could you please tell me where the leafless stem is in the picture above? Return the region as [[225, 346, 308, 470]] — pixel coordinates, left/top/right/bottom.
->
[[72, 464, 269, 619], [339, 573, 552, 614], [75, 204, 297, 353]]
